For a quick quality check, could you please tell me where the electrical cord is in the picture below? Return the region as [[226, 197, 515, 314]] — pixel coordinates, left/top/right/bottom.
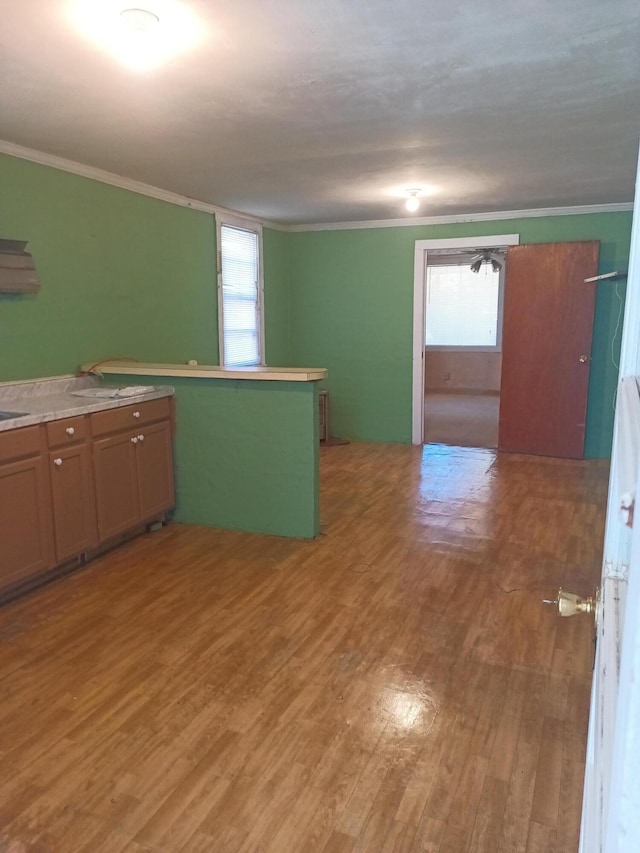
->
[[76, 356, 140, 378]]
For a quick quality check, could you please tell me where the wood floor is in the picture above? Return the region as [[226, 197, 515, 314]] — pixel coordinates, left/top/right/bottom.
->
[[0, 443, 609, 852]]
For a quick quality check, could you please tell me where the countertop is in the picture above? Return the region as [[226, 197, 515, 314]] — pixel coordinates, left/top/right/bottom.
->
[[0, 375, 174, 433], [82, 360, 327, 382]]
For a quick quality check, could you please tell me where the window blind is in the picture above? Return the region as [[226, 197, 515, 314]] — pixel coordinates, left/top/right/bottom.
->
[[425, 263, 501, 348], [220, 224, 261, 367]]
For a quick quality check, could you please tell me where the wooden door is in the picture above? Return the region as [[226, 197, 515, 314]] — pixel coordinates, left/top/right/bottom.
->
[[135, 420, 175, 522], [0, 455, 54, 590], [499, 241, 599, 458], [93, 431, 140, 542], [49, 444, 97, 563]]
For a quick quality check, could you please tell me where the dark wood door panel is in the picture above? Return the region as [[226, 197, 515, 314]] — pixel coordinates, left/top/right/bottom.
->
[[499, 241, 599, 459]]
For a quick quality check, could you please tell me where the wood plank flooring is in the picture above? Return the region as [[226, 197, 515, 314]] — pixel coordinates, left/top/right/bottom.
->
[[0, 443, 609, 852]]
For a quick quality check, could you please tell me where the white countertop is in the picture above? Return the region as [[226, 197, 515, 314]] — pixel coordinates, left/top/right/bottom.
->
[[82, 360, 327, 382], [0, 375, 174, 433]]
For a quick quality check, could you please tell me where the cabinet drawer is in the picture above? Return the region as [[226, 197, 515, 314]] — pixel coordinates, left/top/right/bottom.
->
[[47, 415, 86, 448], [0, 425, 41, 463], [90, 397, 171, 437]]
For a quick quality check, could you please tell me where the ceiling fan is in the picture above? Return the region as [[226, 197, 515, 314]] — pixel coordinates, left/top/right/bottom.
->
[[470, 249, 504, 273]]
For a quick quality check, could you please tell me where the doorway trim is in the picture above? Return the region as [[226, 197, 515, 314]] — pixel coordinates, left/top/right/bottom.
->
[[412, 233, 520, 444]]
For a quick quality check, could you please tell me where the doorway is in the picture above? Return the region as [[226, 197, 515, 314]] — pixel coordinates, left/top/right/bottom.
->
[[412, 234, 520, 446], [413, 236, 598, 458], [423, 250, 504, 449]]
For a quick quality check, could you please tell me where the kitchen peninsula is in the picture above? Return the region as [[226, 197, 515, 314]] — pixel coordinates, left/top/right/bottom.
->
[[89, 360, 327, 541]]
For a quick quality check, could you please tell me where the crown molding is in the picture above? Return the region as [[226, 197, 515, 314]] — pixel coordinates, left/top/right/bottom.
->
[[0, 139, 632, 234], [283, 202, 634, 232], [0, 139, 281, 230]]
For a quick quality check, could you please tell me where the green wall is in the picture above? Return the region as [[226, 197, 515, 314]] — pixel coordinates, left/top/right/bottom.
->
[[287, 214, 632, 458], [0, 152, 632, 460], [110, 373, 320, 538], [0, 154, 216, 378], [0, 153, 289, 380]]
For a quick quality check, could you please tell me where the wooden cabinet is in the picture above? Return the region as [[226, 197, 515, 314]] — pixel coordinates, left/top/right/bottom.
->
[[49, 443, 97, 564], [93, 430, 141, 541], [0, 396, 175, 599], [0, 426, 54, 590], [135, 420, 175, 522], [91, 399, 174, 544]]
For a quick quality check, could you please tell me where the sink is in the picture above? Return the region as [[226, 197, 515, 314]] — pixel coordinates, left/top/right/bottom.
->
[[0, 411, 29, 421], [71, 386, 155, 399]]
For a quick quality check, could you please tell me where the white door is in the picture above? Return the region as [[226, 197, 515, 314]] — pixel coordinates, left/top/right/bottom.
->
[[579, 148, 640, 853]]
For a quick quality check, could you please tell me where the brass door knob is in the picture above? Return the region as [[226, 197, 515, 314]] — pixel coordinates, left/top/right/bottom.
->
[[543, 587, 599, 618]]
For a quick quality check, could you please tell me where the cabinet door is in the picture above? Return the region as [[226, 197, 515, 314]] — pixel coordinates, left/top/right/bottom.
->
[[93, 431, 140, 542], [135, 420, 175, 521], [49, 444, 97, 563], [0, 455, 54, 590]]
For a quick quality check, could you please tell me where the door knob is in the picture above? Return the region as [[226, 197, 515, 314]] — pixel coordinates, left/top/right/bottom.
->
[[137, 434, 145, 442], [53, 457, 63, 467], [543, 587, 599, 618], [579, 355, 588, 363], [131, 436, 138, 444], [66, 426, 75, 435]]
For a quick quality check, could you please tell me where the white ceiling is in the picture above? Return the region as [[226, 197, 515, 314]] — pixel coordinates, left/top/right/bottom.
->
[[1, 0, 639, 225]]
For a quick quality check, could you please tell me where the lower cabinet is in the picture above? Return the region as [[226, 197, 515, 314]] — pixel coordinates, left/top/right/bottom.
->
[[135, 420, 175, 522], [0, 397, 175, 598], [49, 443, 98, 563], [92, 414, 175, 543], [93, 430, 140, 541], [0, 445, 54, 589]]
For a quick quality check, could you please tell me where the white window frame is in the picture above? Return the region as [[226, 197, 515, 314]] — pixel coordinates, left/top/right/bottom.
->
[[424, 256, 505, 353], [216, 213, 265, 367]]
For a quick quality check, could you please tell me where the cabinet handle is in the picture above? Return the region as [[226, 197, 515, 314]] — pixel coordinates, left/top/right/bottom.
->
[[66, 426, 75, 436], [53, 457, 63, 466], [131, 436, 138, 444], [133, 411, 141, 419], [138, 434, 145, 442]]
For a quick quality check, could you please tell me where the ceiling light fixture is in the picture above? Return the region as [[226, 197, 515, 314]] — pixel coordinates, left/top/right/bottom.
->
[[115, 7, 162, 70], [120, 8, 160, 34], [70, 1, 204, 72], [405, 189, 421, 213]]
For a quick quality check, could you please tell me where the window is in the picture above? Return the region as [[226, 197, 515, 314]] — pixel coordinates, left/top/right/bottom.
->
[[425, 258, 503, 351], [218, 219, 264, 367]]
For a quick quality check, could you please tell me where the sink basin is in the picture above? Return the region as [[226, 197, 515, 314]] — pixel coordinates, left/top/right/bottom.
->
[[71, 386, 155, 399], [0, 411, 29, 421]]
